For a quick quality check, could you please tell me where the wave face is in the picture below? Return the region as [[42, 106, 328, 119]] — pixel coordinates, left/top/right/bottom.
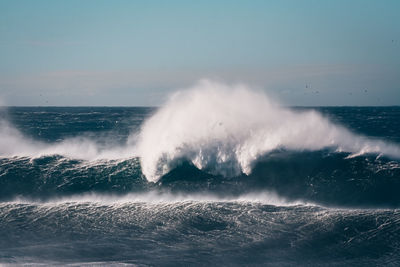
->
[[0, 152, 399, 207], [1, 82, 400, 265], [137, 80, 400, 182]]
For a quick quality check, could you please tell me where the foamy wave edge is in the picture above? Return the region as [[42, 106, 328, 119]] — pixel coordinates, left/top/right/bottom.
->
[[3, 190, 310, 206], [136, 80, 400, 182], [1, 80, 399, 183]]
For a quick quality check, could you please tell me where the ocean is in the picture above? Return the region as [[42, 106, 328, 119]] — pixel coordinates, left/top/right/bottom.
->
[[0, 87, 400, 266]]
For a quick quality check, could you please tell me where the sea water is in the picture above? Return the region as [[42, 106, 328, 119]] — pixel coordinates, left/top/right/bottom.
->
[[1, 82, 400, 265]]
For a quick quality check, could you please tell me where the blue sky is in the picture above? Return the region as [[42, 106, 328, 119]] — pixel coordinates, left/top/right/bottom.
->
[[0, 0, 399, 106]]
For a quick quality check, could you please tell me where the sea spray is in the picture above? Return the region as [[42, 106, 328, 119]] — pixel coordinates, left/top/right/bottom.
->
[[0, 118, 134, 160], [136, 80, 400, 182], [1, 81, 399, 183]]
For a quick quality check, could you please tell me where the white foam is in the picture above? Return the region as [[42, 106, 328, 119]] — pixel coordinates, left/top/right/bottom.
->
[[1, 80, 399, 182], [136, 80, 400, 182], [0, 119, 135, 160], [6, 190, 308, 206]]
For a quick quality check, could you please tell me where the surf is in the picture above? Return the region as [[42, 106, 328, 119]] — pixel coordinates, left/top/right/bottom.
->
[[1, 80, 400, 185], [136, 80, 400, 182]]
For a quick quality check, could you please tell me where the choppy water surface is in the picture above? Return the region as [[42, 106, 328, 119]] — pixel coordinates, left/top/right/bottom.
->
[[1, 84, 400, 265]]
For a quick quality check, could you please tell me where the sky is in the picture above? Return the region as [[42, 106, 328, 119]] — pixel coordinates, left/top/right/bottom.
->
[[0, 0, 399, 106]]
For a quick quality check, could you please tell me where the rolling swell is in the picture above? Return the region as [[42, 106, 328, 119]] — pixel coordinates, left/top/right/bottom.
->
[[1, 150, 399, 208], [0, 156, 146, 201], [1, 202, 399, 265]]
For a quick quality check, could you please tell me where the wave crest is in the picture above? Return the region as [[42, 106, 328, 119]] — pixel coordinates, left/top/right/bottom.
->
[[137, 80, 400, 182]]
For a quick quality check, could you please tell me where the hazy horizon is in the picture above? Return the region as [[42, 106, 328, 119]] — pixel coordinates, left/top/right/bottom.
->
[[1, 0, 399, 106]]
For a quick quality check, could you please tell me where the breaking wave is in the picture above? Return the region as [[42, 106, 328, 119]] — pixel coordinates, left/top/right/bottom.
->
[[136, 80, 400, 182], [1, 80, 400, 184]]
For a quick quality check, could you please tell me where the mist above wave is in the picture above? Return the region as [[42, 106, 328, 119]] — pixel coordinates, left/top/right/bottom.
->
[[0, 119, 135, 160], [0, 80, 399, 183], [137, 80, 400, 182]]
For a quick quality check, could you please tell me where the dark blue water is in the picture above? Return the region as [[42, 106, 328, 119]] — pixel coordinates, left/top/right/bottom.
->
[[0, 106, 399, 266]]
